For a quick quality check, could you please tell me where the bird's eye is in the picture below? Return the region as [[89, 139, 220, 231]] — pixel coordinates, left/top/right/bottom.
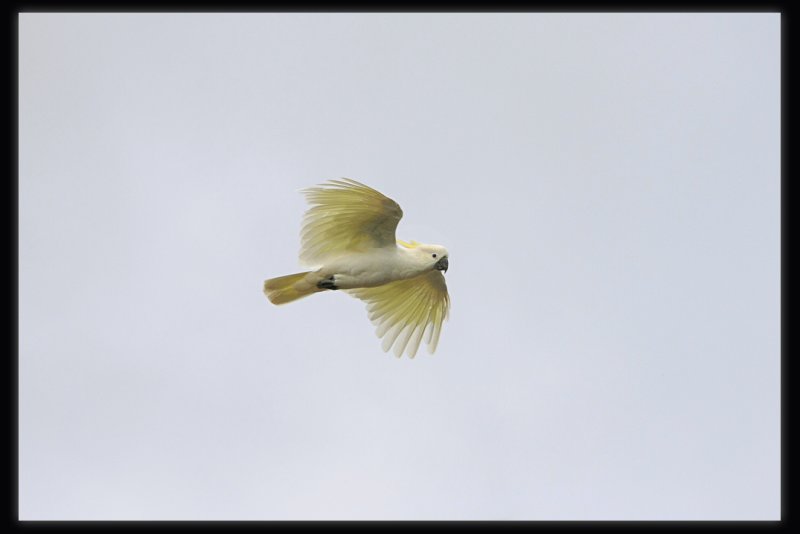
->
[[432, 253, 437, 258]]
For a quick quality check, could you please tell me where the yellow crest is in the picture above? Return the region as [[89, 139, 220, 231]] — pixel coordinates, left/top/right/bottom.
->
[[397, 239, 421, 249]]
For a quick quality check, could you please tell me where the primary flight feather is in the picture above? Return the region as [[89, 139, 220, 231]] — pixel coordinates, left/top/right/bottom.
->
[[263, 178, 450, 358]]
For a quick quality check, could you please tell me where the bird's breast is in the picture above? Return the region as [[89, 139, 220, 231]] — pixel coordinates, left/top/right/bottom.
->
[[321, 249, 423, 289]]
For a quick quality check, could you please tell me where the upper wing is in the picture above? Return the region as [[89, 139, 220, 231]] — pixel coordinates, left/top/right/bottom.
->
[[346, 270, 450, 358], [299, 178, 403, 265]]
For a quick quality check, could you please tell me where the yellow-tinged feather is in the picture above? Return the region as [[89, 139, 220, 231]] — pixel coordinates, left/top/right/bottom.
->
[[346, 270, 449, 358], [263, 272, 321, 305], [299, 178, 403, 265]]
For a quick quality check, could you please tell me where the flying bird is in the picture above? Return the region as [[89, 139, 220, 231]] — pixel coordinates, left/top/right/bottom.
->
[[263, 178, 450, 358]]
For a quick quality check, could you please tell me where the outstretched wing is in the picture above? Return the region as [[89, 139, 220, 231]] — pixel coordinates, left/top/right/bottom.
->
[[346, 271, 450, 358], [299, 178, 403, 265]]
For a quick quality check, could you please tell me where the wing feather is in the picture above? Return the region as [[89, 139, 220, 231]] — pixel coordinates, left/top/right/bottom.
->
[[299, 178, 403, 265], [346, 270, 450, 358]]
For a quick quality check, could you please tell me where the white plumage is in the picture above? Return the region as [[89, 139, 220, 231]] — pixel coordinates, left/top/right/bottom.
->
[[263, 178, 450, 358]]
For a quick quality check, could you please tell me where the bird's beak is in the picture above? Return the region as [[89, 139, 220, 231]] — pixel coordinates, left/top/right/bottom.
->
[[435, 256, 449, 273]]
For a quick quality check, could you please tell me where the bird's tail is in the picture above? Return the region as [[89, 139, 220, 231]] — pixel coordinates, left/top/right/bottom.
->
[[263, 271, 322, 305]]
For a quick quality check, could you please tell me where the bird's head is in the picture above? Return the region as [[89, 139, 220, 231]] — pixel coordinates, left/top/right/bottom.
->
[[422, 244, 449, 273], [398, 240, 449, 273]]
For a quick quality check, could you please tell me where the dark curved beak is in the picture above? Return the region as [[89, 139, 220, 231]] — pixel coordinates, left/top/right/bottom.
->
[[435, 256, 449, 273]]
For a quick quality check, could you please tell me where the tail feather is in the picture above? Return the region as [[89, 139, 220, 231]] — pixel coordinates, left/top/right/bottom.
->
[[263, 271, 322, 305]]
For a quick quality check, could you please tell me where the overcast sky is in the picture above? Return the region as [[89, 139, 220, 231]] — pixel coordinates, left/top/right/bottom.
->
[[19, 13, 780, 520]]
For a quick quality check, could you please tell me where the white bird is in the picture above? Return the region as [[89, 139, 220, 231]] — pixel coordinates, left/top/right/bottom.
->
[[263, 178, 450, 358]]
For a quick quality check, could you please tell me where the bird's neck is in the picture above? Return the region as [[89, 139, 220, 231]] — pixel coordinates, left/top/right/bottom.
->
[[394, 246, 430, 279]]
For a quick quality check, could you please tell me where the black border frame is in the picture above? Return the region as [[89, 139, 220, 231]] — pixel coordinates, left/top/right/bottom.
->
[[9, 1, 790, 527]]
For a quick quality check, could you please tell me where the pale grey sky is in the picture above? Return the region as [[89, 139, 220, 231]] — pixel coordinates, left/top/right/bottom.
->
[[19, 13, 780, 520]]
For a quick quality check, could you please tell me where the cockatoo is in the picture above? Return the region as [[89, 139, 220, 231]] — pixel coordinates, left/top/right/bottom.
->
[[263, 178, 450, 358]]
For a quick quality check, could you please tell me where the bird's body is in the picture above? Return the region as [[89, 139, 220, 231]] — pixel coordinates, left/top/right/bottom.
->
[[263, 178, 450, 358], [316, 247, 412, 289], [315, 244, 443, 289]]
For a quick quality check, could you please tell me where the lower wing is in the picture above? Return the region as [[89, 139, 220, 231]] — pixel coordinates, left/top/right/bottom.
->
[[346, 270, 450, 358]]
